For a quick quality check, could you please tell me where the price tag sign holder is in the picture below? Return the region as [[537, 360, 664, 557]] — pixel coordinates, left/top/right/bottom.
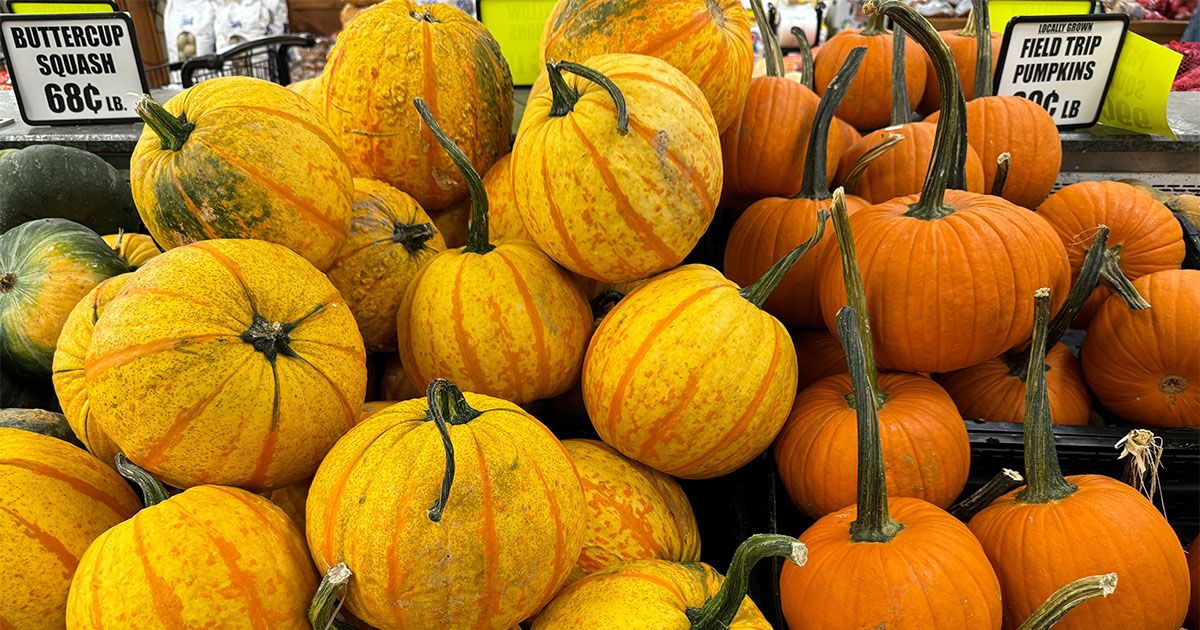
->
[[0, 12, 149, 126]]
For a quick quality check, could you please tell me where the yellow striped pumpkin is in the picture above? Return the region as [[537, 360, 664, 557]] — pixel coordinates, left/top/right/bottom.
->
[[436, 153, 530, 244], [0, 428, 140, 630], [288, 75, 325, 111], [130, 77, 353, 271], [84, 239, 367, 492], [512, 54, 722, 283], [306, 379, 586, 630], [101, 232, 161, 268]]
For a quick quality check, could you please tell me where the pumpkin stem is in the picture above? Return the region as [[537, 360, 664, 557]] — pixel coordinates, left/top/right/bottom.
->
[[891, 25, 911, 126], [791, 27, 816, 89], [750, 0, 784, 78], [862, 12, 888, 36], [424, 378, 481, 523], [135, 94, 194, 152], [866, 0, 962, 220], [841, 307, 905, 543], [590, 289, 625, 316], [685, 534, 807, 630], [115, 453, 170, 508], [829, 188, 887, 408], [797, 47, 867, 200], [959, 8, 977, 37], [413, 98, 493, 255], [0, 271, 14, 293], [1099, 245, 1152, 310], [949, 85, 971, 192], [948, 468, 1024, 521], [842, 133, 904, 195], [973, 0, 994, 99], [546, 61, 629, 136], [308, 563, 358, 630], [739, 209, 830, 307], [1016, 289, 1079, 504], [392, 222, 438, 255], [990, 152, 1010, 197], [1016, 573, 1118, 630]]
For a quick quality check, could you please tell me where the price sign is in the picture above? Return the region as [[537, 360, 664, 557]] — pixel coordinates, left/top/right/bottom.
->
[[993, 14, 1128, 129], [0, 12, 149, 125]]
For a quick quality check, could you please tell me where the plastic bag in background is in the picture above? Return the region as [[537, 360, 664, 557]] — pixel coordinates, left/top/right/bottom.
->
[[413, 0, 478, 19], [164, 0, 216, 64], [213, 0, 273, 52]]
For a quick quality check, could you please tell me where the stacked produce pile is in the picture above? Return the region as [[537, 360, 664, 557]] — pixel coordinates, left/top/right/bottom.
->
[[0, 0, 1197, 628]]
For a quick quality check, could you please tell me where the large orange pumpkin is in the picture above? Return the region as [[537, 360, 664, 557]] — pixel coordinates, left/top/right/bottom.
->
[[540, 0, 752, 132], [131, 78, 353, 270], [306, 379, 586, 630], [512, 55, 722, 283], [0, 429, 140, 630], [1080, 269, 1199, 427], [85, 239, 367, 491], [814, 16, 926, 131], [325, 178, 445, 353], [397, 100, 592, 404], [968, 289, 1190, 630], [322, 0, 513, 212]]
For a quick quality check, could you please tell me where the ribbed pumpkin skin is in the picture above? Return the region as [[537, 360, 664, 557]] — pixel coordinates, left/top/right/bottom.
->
[[1081, 270, 1199, 427], [793, 329, 849, 391], [835, 118, 861, 156], [323, 1, 513, 212], [85, 239, 367, 491], [815, 30, 926, 131], [533, 559, 770, 630], [101, 233, 161, 268], [968, 475, 1189, 630], [52, 273, 132, 466], [539, 0, 752, 133], [775, 372, 970, 518], [582, 265, 799, 479], [721, 78, 839, 199], [834, 123, 985, 204], [935, 342, 1091, 425], [0, 429, 139, 630], [562, 439, 701, 585], [513, 54, 722, 283], [0, 219, 129, 377], [916, 31, 1003, 115], [67, 485, 318, 629], [131, 77, 353, 270], [288, 75, 324, 111], [396, 242, 592, 404], [927, 96, 1061, 209], [781, 497, 1002, 629], [817, 189, 1071, 373], [327, 178, 445, 353], [307, 394, 586, 630], [1036, 181, 1185, 328], [479, 154, 530, 241]]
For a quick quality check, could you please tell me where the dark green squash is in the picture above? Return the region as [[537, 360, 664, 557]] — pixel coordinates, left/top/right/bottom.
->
[[0, 368, 60, 411], [0, 408, 83, 447], [0, 144, 141, 234]]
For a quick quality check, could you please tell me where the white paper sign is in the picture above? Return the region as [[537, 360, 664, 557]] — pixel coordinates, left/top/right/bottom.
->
[[993, 14, 1129, 129], [0, 13, 149, 125]]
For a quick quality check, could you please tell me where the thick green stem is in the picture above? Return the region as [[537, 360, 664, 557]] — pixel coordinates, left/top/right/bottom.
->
[[1016, 289, 1079, 504], [686, 534, 807, 630], [829, 188, 885, 408], [308, 564, 358, 630], [991, 152, 1011, 197], [739, 210, 829, 307], [791, 26, 816, 89], [413, 98, 492, 255], [115, 453, 170, 508], [798, 47, 867, 200], [545, 62, 580, 117], [1099, 246, 1152, 310], [751, 0, 784, 78], [136, 94, 194, 152], [865, 0, 963, 220], [1016, 574, 1118, 630], [546, 61, 629, 135], [949, 468, 1023, 521], [863, 12, 888, 35], [843, 133, 905, 195], [840, 307, 904, 543], [891, 26, 910, 125], [973, 0, 993, 99], [424, 378, 481, 523]]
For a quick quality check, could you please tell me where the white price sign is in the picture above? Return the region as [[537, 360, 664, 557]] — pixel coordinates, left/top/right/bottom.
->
[[993, 14, 1128, 129], [0, 12, 149, 125]]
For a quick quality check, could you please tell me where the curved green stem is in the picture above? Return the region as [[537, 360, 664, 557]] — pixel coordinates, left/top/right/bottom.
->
[[949, 75, 971, 191], [798, 47, 867, 200], [863, 12, 888, 36], [545, 62, 580, 117], [1099, 246, 1151, 310], [843, 133, 905, 195], [424, 378, 481, 522], [973, 0, 994, 99], [136, 94, 194, 152], [413, 98, 492, 255], [1016, 574, 1118, 630], [546, 61, 629, 135], [991, 152, 1011, 197], [739, 210, 830, 307], [1016, 289, 1079, 504], [948, 468, 1023, 521], [685, 534, 807, 630], [115, 453, 170, 508], [829, 188, 886, 408], [791, 26, 816, 89], [308, 564, 358, 630], [891, 25, 910, 125], [751, 0, 784, 78], [840, 306, 904, 543]]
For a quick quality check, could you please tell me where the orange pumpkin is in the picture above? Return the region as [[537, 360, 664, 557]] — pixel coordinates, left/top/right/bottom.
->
[[814, 16, 926, 131], [101, 232, 161, 268], [834, 122, 986, 203], [326, 178, 445, 353], [306, 379, 586, 629], [0, 429, 140, 630], [792, 329, 850, 391], [512, 55, 722, 283], [131, 78, 353, 270], [562, 439, 700, 585], [540, 0, 752, 132], [1081, 269, 1199, 427], [969, 288, 1190, 630], [916, 15, 1003, 114], [322, 0, 512, 211], [85, 239, 368, 491]]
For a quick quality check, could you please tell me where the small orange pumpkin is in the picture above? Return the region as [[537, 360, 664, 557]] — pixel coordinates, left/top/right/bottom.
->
[[792, 329, 850, 391], [916, 8, 1003, 115], [814, 16, 926, 131]]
